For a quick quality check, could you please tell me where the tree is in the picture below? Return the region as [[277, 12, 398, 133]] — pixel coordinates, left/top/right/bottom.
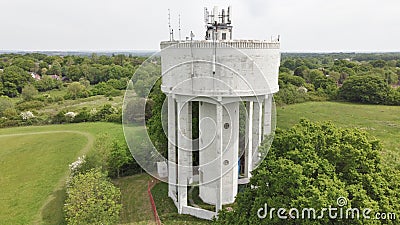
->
[[21, 84, 38, 101], [64, 168, 122, 225], [338, 75, 390, 104], [66, 82, 87, 99], [47, 61, 62, 75], [1, 65, 31, 97], [293, 65, 309, 78], [65, 65, 82, 81], [34, 75, 62, 92], [146, 79, 168, 157], [108, 140, 131, 178], [215, 120, 400, 225], [12, 57, 35, 71]]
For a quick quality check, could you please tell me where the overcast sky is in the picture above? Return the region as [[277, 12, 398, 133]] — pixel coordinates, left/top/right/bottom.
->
[[0, 0, 399, 52]]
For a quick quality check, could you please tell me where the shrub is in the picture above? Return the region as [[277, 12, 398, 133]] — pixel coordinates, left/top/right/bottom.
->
[[21, 84, 38, 101], [274, 84, 309, 105], [0, 96, 15, 117], [20, 111, 35, 120], [73, 110, 90, 123], [64, 168, 122, 225], [16, 100, 45, 111]]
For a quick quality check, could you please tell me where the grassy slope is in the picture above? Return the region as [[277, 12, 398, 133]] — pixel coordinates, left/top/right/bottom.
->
[[38, 94, 124, 116], [276, 101, 400, 167], [0, 122, 125, 224], [0, 133, 87, 224]]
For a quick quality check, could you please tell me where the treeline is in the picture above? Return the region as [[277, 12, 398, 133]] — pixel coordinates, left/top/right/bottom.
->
[[0, 53, 146, 97], [276, 53, 400, 105], [0, 53, 155, 128]]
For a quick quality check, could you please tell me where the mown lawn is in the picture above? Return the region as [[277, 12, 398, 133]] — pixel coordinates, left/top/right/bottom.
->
[[0, 122, 126, 224], [0, 132, 87, 224], [276, 101, 400, 167]]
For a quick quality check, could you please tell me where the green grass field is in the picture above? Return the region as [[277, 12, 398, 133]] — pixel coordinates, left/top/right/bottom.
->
[[0, 122, 125, 224], [276, 101, 400, 167]]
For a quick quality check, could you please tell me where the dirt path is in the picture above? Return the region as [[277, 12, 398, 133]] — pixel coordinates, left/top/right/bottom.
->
[[0, 130, 95, 225]]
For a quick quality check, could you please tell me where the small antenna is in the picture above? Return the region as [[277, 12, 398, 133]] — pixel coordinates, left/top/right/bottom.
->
[[168, 9, 173, 41], [178, 14, 181, 41]]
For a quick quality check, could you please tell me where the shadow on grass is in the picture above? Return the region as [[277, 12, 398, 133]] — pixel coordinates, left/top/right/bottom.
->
[[41, 188, 67, 225]]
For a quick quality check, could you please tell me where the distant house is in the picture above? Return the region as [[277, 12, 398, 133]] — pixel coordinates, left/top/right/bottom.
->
[[30, 72, 41, 80]]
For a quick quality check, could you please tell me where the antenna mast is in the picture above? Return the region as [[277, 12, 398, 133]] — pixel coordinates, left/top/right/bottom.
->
[[168, 9, 174, 41], [178, 14, 181, 41]]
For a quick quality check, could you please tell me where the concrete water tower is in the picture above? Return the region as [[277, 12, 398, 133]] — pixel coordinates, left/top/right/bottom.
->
[[160, 6, 280, 220]]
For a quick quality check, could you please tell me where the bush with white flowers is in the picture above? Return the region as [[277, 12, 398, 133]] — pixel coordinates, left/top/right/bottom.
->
[[20, 111, 35, 120], [68, 155, 86, 178], [64, 112, 77, 122]]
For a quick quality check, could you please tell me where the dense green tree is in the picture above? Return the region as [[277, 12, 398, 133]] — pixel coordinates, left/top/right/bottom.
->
[[215, 120, 400, 225], [12, 58, 35, 71], [279, 72, 306, 87], [47, 61, 62, 75], [370, 60, 387, 68], [65, 65, 82, 81], [146, 79, 168, 157], [1, 65, 31, 97], [294, 65, 309, 78], [34, 75, 62, 92], [338, 75, 390, 104], [282, 58, 297, 71], [107, 78, 128, 90], [64, 168, 122, 225]]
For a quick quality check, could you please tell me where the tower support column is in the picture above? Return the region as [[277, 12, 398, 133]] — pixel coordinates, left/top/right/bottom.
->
[[263, 95, 273, 136], [252, 101, 263, 166], [244, 101, 253, 178], [168, 95, 177, 199], [215, 104, 223, 212], [176, 100, 192, 213]]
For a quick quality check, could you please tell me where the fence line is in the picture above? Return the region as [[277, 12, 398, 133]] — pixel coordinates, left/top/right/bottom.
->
[[147, 179, 161, 225]]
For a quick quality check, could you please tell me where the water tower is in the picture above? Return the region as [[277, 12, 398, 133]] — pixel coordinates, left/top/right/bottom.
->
[[160, 6, 280, 220]]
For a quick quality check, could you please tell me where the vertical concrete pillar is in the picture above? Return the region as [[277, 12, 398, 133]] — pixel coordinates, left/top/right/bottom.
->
[[168, 95, 177, 199], [263, 95, 272, 136], [177, 100, 191, 213], [244, 101, 253, 178], [187, 102, 193, 181], [215, 104, 223, 212], [252, 101, 262, 166]]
